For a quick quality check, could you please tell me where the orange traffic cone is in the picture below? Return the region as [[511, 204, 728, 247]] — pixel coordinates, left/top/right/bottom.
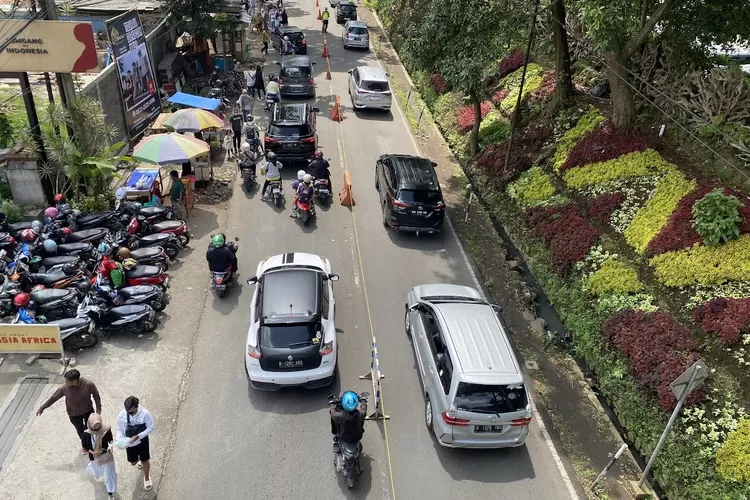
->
[[325, 69, 331, 80], [317, 9, 322, 20], [339, 171, 355, 207], [316, 0, 319, 6], [322, 40, 329, 58], [331, 96, 344, 122]]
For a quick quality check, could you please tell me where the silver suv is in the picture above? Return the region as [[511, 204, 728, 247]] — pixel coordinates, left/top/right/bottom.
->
[[405, 284, 532, 448], [347, 66, 391, 112]]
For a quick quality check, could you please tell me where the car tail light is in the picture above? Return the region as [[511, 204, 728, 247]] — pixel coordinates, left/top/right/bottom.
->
[[319, 341, 333, 356], [302, 39, 307, 45], [279, 77, 284, 84], [392, 199, 409, 209], [309, 78, 314, 85], [441, 411, 470, 426], [247, 345, 262, 359], [265, 136, 277, 143], [511, 416, 532, 426], [301, 137, 315, 143]]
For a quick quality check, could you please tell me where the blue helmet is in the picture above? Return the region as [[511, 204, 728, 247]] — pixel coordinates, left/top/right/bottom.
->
[[98, 242, 112, 256], [341, 391, 359, 412]]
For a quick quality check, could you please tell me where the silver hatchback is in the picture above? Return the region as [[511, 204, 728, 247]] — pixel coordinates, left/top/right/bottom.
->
[[405, 284, 533, 449], [342, 20, 369, 49], [347, 66, 392, 112]]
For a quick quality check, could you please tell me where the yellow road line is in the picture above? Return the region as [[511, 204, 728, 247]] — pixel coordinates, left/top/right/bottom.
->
[[324, 32, 398, 500]]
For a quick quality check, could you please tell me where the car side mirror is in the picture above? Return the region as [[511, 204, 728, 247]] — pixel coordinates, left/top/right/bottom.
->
[[407, 304, 419, 312], [312, 107, 320, 113], [347, 70, 353, 74], [275, 62, 281, 66], [430, 161, 438, 167], [247, 277, 258, 285], [234, 237, 239, 242], [312, 61, 317, 65], [491, 304, 503, 313], [327, 273, 339, 282]]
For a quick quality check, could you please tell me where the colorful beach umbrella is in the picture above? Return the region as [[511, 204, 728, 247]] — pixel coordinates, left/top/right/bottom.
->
[[133, 133, 209, 165], [163, 108, 224, 133]]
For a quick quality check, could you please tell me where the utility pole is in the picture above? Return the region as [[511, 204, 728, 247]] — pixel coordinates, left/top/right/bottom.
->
[[43, 0, 77, 106]]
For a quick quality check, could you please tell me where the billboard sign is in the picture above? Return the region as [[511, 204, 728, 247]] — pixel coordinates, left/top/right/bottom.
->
[[106, 11, 161, 139], [0, 324, 63, 356], [0, 20, 98, 73]]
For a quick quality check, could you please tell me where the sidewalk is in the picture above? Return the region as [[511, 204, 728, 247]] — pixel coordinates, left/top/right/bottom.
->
[[0, 198, 233, 500], [359, 7, 643, 499]]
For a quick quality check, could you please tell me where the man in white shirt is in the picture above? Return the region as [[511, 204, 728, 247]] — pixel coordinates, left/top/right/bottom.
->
[[117, 396, 156, 491]]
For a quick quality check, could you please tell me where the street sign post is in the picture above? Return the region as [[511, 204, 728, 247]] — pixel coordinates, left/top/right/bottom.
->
[[638, 359, 709, 487]]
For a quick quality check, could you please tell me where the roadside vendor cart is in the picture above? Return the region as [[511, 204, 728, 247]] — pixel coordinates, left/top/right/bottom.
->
[[122, 165, 165, 206]]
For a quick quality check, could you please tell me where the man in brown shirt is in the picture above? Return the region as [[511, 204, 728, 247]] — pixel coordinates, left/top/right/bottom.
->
[[36, 369, 102, 454]]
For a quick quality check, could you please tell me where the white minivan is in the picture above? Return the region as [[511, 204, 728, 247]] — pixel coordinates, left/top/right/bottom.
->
[[347, 66, 392, 112]]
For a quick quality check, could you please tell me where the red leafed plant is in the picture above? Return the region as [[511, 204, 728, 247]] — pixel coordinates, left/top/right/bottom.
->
[[587, 193, 626, 225], [603, 310, 703, 410], [560, 122, 659, 173], [492, 89, 510, 105], [646, 185, 750, 257], [456, 102, 493, 132], [526, 204, 600, 274], [498, 51, 529, 78], [693, 297, 750, 345], [476, 141, 532, 185], [430, 74, 448, 95], [529, 71, 557, 102]]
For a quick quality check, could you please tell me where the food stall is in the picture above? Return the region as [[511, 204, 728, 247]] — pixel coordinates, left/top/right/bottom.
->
[[122, 165, 164, 206]]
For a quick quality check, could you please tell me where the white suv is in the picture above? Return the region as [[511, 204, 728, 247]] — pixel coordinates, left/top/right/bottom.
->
[[245, 252, 339, 390]]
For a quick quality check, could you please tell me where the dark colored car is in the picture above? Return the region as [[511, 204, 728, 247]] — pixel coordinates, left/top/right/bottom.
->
[[271, 26, 308, 55], [276, 56, 316, 98], [336, 1, 357, 23], [264, 103, 319, 162], [375, 154, 445, 234]]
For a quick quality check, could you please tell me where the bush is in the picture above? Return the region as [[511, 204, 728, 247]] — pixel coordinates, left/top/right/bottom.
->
[[432, 93, 460, 132], [529, 70, 557, 102], [587, 259, 644, 296], [476, 141, 532, 185], [692, 188, 744, 246], [455, 101, 492, 133], [498, 64, 545, 114], [561, 122, 659, 173], [492, 89, 509, 105], [649, 233, 750, 287], [526, 203, 600, 274], [587, 193, 626, 225], [603, 310, 702, 410], [552, 106, 606, 171], [71, 194, 113, 213], [478, 113, 510, 148], [498, 50, 529, 78], [693, 297, 750, 345], [1, 200, 23, 223], [507, 167, 555, 207], [624, 171, 696, 254], [429, 74, 448, 95], [563, 149, 678, 190], [716, 419, 750, 483], [0, 179, 12, 200]]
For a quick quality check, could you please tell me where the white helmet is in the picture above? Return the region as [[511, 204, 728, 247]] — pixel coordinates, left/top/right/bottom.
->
[[303, 174, 313, 184], [283, 36, 289, 41], [242, 142, 252, 153], [297, 170, 306, 180]]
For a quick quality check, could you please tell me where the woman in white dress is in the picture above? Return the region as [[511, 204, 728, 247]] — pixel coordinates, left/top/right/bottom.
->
[[84, 413, 117, 498]]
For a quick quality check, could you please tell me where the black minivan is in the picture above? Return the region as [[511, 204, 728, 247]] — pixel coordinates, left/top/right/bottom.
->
[[336, 1, 357, 23], [375, 154, 445, 234], [264, 103, 319, 162]]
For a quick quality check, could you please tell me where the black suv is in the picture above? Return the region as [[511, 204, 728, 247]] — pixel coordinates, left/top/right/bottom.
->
[[271, 26, 307, 55], [375, 154, 445, 233], [264, 103, 319, 161], [336, 1, 357, 23]]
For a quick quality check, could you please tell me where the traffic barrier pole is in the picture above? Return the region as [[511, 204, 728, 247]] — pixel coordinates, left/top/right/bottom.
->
[[360, 336, 390, 420], [338, 170, 355, 206]]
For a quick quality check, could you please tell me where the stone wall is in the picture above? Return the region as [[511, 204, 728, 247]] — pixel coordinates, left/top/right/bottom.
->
[[0, 148, 45, 207]]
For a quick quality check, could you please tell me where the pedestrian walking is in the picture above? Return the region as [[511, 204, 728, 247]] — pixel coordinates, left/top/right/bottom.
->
[[36, 369, 102, 455], [84, 413, 117, 498], [246, 68, 257, 97], [229, 106, 244, 153], [281, 8, 288, 26], [322, 7, 329, 33], [261, 29, 269, 55], [169, 170, 185, 219], [237, 89, 253, 121], [116, 396, 156, 491], [253, 65, 266, 98]]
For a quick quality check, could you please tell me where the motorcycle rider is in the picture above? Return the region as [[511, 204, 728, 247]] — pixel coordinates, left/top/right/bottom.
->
[[330, 391, 367, 452], [261, 151, 283, 200], [265, 74, 280, 110], [205, 234, 238, 277], [238, 142, 258, 180], [292, 174, 315, 218], [243, 116, 263, 154], [308, 151, 332, 192]]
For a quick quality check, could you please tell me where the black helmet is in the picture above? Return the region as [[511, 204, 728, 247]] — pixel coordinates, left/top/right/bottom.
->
[[77, 281, 91, 293], [266, 151, 277, 163]]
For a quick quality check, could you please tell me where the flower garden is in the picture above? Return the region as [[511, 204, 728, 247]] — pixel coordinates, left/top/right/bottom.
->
[[411, 51, 750, 498]]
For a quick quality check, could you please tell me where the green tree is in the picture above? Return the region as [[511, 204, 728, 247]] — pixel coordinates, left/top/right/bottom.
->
[[403, 0, 528, 155], [551, 0, 573, 107]]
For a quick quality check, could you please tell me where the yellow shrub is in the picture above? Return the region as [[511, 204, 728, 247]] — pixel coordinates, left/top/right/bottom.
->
[[499, 64, 545, 113], [649, 233, 750, 287], [624, 171, 696, 254], [552, 107, 605, 172], [716, 418, 750, 483], [586, 259, 644, 296], [563, 149, 677, 189], [507, 167, 556, 207]]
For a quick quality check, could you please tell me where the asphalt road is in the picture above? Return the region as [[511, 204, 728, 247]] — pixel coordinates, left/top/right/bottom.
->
[[158, 2, 577, 499]]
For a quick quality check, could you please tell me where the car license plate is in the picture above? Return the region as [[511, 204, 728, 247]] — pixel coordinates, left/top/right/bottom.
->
[[319, 189, 329, 194], [353, 37, 360, 41], [411, 209, 428, 216], [273, 188, 281, 194], [292, 86, 302, 91], [366, 95, 380, 101], [213, 284, 226, 289], [474, 425, 503, 433], [280, 360, 304, 368]]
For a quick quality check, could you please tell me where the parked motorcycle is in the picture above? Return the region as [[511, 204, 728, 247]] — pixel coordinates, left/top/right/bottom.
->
[[129, 215, 191, 247], [124, 264, 170, 290], [55, 242, 96, 259], [85, 280, 167, 312], [77, 292, 157, 337], [29, 287, 80, 321], [0, 232, 17, 252], [108, 232, 170, 271], [314, 178, 331, 205], [26, 263, 88, 291], [129, 231, 181, 260], [211, 237, 239, 299], [14, 309, 99, 349], [135, 205, 175, 224], [294, 198, 315, 226], [328, 392, 370, 489], [0, 280, 23, 317], [63, 227, 110, 245]]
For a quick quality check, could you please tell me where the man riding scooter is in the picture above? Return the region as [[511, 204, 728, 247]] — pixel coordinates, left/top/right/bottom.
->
[[206, 234, 238, 278], [291, 174, 315, 218], [265, 74, 280, 110], [308, 151, 332, 193], [330, 391, 367, 452]]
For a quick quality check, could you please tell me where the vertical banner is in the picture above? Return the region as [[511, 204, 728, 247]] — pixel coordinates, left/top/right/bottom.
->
[[106, 12, 161, 140]]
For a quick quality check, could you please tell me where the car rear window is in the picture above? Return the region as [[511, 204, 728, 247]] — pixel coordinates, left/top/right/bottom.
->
[[268, 124, 312, 137], [282, 66, 311, 78], [361, 80, 389, 92], [260, 324, 317, 348], [340, 5, 356, 13], [348, 27, 368, 35], [454, 383, 528, 414], [398, 189, 442, 204], [286, 32, 304, 41]]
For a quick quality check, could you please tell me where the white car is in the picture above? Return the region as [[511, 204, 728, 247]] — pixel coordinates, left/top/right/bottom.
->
[[245, 252, 339, 390]]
